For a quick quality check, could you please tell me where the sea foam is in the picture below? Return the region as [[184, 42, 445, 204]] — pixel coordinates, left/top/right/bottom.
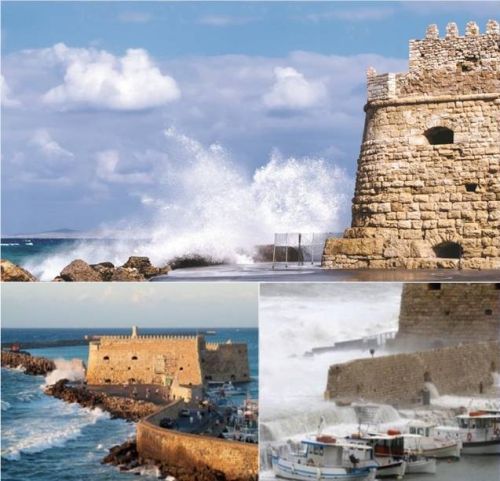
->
[[24, 128, 352, 280]]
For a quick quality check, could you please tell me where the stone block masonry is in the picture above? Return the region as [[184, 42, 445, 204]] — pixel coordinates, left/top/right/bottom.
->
[[137, 416, 258, 480], [396, 283, 500, 346], [86, 328, 250, 388], [323, 20, 500, 270], [325, 341, 500, 404]]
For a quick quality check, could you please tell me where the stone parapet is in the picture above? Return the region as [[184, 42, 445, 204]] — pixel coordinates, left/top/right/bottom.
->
[[325, 341, 500, 404]]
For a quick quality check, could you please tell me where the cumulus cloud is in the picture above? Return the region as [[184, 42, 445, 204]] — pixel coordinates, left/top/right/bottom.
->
[[31, 129, 74, 159], [305, 7, 395, 23], [117, 11, 152, 24], [1, 74, 21, 107], [263, 66, 326, 110], [197, 15, 257, 27], [42, 43, 180, 110], [96, 150, 153, 184]]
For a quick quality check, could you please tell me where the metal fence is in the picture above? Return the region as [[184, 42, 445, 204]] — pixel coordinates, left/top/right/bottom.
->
[[272, 232, 334, 268]]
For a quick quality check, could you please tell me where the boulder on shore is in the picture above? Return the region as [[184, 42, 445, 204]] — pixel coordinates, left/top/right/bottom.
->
[[54, 256, 170, 282], [122, 256, 171, 278], [1, 259, 37, 282], [1, 351, 55, 375], [58, 259, 103, 282]]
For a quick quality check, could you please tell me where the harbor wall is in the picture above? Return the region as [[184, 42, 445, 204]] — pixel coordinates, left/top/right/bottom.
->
[[325, 341, 500, 404], [137, 416, 258, 480]]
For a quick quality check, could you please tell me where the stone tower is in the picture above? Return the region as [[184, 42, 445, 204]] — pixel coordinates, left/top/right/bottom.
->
[[323, 21, 500, 269], [395, 283, 500, 347]]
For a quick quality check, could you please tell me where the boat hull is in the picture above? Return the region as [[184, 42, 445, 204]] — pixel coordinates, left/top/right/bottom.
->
[[462, 439, 500, 455], [406, 458, 436, 474], [272, 456, 375, 481], [375, 460, 406, 479], [422, 443, 461, 459]]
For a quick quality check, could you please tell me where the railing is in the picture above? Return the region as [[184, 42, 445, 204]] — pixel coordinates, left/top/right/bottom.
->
[[272, 232, 334, 268]]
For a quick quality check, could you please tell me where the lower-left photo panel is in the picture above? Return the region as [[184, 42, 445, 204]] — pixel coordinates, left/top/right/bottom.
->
[[1, 283, 259, 481]]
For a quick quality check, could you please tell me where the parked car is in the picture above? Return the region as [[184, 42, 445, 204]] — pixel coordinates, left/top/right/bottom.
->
[[159, 417, 175, 429], [179, 409, 191, 417]]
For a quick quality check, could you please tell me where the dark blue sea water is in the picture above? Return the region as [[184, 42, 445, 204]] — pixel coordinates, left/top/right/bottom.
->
[[1, 328, 258, 481], [1, 238, 82, 266]]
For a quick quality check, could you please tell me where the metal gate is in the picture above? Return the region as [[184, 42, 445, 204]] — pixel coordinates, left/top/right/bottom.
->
[[272, 233, 334, 268]]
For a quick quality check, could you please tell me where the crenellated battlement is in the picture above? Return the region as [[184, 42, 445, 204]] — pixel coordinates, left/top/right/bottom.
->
[[323, 19, 500, 270], [86, 327, 250, 386], [367, 20, 500, 102]]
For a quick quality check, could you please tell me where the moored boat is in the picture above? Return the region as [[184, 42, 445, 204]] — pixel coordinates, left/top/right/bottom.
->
[[405, 421, 462, 458], [432, 410, 500, 455], [271, 435, 376, 481]]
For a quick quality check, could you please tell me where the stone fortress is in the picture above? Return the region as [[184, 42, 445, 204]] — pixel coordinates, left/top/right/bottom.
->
[[325, 283, 500, 404], [87, 327, 250, 399], [323, 20, 500, 270]]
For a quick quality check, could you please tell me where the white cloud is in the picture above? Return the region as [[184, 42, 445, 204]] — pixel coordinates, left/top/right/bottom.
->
[[96, 150, 153, 184], [31, 129, 74, 159], [117, 11, 152, 24], [197, 15, 256, 27], [263, 66, 326, 110], [43, 43, 180, 110], [305, 7, 394, 22], [1, 74, 21, 107]]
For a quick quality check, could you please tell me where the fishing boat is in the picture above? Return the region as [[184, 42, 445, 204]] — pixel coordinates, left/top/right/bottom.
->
[[405, 421, 462, 458], [207, 381, 245, 397], [347, 433, 406, 479], [431, 410, 500, 455], [271, 435, 377, 481]]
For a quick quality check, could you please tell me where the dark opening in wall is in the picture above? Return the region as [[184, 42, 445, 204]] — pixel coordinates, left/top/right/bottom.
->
[[231, 374, 236, 380], [428, 283, 441, 291], [433, 241, 463, 259], [424, 371, 432, 382], [479, 382, 484, 394], [495, 284, 500, 290], [491, 361, 497, 372], [179, 367, 184, 371], [103, 356, 110, 361], [104, 379, 111, 384], [465, 183, 478, 192], [131, 356, 138, 361], [485, 309, 493, 315], [205, 375, 213, 380], [424, 126, 454, 145]]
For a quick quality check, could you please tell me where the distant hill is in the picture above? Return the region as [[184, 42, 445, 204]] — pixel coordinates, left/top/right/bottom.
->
[[4, 228, 85, 239]]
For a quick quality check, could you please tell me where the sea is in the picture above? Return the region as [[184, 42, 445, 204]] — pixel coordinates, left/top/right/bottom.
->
[[258, 283, 500, 480], [1, 327, 258, 481]]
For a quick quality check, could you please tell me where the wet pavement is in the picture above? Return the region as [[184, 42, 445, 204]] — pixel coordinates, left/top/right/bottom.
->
[[151, 263, 500, 282]]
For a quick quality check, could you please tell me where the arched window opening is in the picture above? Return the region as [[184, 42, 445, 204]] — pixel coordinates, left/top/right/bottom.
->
[[425, 126, 454, 145], [131, 356, 138, 361], [103, 356, 110, 361], [104, 378, 111, 384], [433, 242, 463, 259]]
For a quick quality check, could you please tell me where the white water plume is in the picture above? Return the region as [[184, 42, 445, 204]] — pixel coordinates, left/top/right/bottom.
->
[[45, 359, 86, 386], [25, 128, 352, 280]]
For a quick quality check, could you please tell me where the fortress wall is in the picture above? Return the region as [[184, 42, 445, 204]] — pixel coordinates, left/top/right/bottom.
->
[[397, 283, 500, 344], [86, 336, 204, 386], [325, 341, 500, 404], [137, 419, 258, 481], [202, 343, 251, 383], [323, 21, 500, 270]]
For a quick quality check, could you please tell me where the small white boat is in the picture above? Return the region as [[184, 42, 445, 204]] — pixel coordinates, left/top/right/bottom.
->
[[272, 435, 376, 481], [431, 410, 500, 455], [406, 421, 461, 458], [404, 455, 436, 474], [348, 432, 407, 479], [222, 426, 258, 443]]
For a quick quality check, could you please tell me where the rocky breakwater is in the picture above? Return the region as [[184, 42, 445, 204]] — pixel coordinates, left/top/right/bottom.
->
[[103, 439, 256, 481], [1, 351, 55, 375], [1, 259, 37, 281], [54, 256, 171, 281], [45, 379, 159, 421]]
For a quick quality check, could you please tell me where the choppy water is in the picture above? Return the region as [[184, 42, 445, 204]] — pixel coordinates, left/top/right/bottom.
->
[[258, 284, 500, 479], [1, 328, 258, 480]]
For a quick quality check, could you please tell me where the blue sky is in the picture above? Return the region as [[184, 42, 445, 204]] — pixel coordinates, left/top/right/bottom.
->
[[1, 282, 258, 327], [2, 1, 499, 236]]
